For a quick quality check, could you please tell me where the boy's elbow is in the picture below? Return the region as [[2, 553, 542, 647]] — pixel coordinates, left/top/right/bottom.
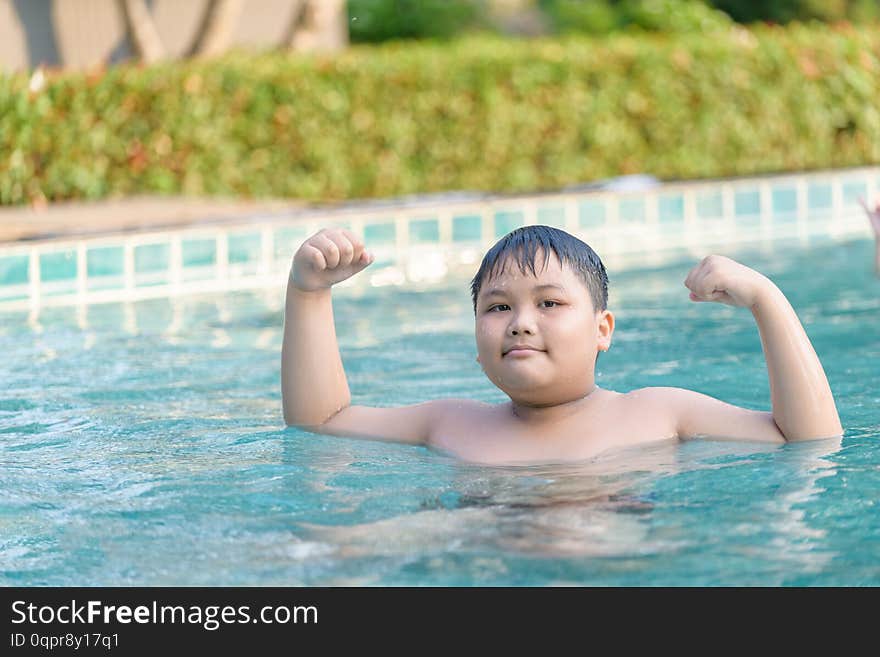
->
[[283, 405, 349, 431], [284, 417, 329, 434]]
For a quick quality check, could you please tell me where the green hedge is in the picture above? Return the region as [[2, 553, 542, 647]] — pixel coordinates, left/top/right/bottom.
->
[[1, 23, 879, 205]]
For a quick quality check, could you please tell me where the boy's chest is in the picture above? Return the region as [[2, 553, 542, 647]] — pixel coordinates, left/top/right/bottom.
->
[[430, 400, 677, 465]]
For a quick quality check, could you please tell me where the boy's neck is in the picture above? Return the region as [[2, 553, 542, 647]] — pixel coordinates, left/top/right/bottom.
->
[[509, 385, 601, 424]]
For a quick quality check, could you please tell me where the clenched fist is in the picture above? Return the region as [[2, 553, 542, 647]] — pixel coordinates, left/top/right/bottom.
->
[[684, 255, 771, 309], [290, 228, 374, 292]]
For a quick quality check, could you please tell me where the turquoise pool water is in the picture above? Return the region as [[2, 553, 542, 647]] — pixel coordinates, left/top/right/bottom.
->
[[1, 238, 878, 585]]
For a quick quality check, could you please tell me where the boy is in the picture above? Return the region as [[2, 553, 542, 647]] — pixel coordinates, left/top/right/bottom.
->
[[281, 225, 842, 465]]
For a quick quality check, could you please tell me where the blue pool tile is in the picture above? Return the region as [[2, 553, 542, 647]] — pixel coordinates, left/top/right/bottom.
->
[[87, 246, 123, 277], [182, 239, 216, 267], [494, 211, 523, 237], [578, 200, 606, 228], [40, 250, 77, 282], [274, 226, 310, 260], [0, 255, 29, 286], [134, 243, 170, 273], [229, 232, 261, 264], [409, 218, 440, 243], [843, 180, 867, 205], [808, 183, 832, 212], [537, 205, 565, 228], [364, 222, 396, 245], [734, 189, 760, 218], [772, 187, 797, 222], [619, 198, 645, 223], [452, 215, 482, 242], [658, 195, 684, 223], [696, 192, 723, 219]]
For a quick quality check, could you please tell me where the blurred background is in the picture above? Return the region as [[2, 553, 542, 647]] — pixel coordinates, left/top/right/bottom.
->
[[4, 1, 880, 70], [0, 0, 878, 206]]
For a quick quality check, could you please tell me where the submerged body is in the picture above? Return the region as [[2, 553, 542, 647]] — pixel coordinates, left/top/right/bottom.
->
[[281, 226, 842, 466]]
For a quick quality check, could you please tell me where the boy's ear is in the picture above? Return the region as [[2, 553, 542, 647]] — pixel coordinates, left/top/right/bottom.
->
[[597, 309, 615, 351]]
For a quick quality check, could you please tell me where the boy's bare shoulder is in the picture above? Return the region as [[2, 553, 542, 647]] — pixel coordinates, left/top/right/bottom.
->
[[425, 397, 495, 418], [423, 397, 502, 451], [619, 386, 707, 416], [420, 397, 497, 433], [615, 387, 682, 436], [620, 385, 742, 410], [620, 386, 688, 403]]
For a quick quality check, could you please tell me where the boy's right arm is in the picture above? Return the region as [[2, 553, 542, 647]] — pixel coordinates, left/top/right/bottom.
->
[[281, 228, 447, 445]]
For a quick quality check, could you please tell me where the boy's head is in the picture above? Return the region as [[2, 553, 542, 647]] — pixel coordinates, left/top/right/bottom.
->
[[470, 225, 608, 314], [470, 225, 614, 407]]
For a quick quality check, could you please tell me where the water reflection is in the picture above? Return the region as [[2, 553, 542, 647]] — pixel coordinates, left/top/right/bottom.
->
[[298, 442, 683, 561], [293, 434, 845, 582], [754, 436, 843, 578]]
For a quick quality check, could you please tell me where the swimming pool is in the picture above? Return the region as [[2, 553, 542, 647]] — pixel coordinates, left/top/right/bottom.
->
[[1, 237, 877, 585]]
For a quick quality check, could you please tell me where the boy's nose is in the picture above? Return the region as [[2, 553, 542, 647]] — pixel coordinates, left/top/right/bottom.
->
[[508, 314, 536, 336]]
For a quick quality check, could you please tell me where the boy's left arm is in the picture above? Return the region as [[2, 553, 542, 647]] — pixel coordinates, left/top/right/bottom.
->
[[651, 255, 842, 443]]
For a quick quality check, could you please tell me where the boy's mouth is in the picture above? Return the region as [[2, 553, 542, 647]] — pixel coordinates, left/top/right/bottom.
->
[[503, 344, 545, 357]]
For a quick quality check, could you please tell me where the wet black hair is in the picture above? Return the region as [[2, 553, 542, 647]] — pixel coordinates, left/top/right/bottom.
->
[[470, 225, 608, 314]]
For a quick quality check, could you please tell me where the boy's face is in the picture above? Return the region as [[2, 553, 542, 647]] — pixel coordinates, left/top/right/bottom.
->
[[474, 251, 614, 407]]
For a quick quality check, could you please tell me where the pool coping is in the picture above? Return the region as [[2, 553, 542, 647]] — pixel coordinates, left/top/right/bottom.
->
[[1, 166, 877, 313]]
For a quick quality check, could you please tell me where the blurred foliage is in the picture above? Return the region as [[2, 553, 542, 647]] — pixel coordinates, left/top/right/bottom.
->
[[1, 23, 878, 205], [710, 0, 880, 24], [348, 0, 487, 42], [348, 1, 880, 44], [540, 0, 734, 34]]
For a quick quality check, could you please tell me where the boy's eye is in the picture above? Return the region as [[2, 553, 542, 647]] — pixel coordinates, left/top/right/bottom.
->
[[540, 300, 559, 308], [488, 304, 510, 312]]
